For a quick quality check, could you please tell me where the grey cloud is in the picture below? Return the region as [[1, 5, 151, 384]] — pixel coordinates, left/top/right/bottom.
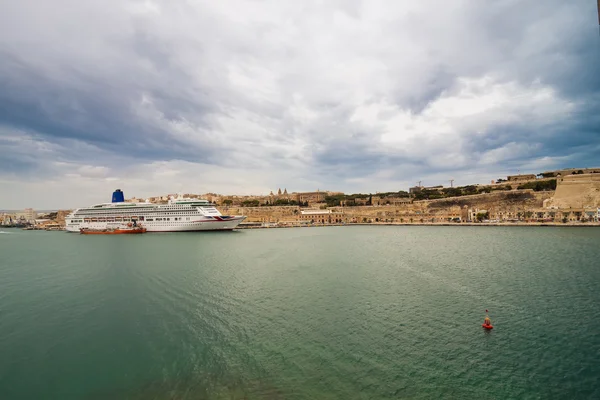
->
[[0, 0, 599, 206]]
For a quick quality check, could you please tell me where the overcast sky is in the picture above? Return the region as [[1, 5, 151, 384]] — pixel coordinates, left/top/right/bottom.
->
[[1, 0, 599, 209]]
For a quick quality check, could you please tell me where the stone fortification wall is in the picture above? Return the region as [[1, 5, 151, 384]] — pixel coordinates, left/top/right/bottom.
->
[[540, 168, 600, 177], [424, 190, 552, 211], [548, 174, 600, 209], [219, 206, 300, 222], [213, 177, 600, 224], [218, 190, 555, 224]]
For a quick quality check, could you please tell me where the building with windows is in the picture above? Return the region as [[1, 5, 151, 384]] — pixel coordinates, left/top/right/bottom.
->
[[295, 191, 326, 204], [298, 209, 345, 224], [15, 208, 37, 222], [506, 174, 537, 182]]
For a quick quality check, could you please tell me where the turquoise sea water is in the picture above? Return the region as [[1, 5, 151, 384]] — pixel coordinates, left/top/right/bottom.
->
[[0, 226, 599, 399]]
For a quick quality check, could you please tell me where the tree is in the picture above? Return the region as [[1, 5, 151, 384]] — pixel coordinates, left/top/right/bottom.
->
[[476, 212, 489, 222], [222, 199, 233, 206], [324, 194, 344, 207], [517, 179, 557, 192], [241, 200, 259, 207], [443, 187, 462, 197], [274, 199, 297, 206], [462, 185, 478, 195]]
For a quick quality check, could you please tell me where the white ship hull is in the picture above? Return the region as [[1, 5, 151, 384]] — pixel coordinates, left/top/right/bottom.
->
[[65, 217, 245, 233], [65, 190, 246, 233]]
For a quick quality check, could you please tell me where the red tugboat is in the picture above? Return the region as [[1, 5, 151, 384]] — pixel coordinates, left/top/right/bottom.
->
[[80, 222, 146, 235]]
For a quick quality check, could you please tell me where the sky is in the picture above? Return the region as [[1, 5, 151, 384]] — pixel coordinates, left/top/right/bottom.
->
[[1, 0, 599, 209]]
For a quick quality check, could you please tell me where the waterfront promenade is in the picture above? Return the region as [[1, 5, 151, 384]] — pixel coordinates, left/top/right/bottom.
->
[[237, 221, 600, 229]]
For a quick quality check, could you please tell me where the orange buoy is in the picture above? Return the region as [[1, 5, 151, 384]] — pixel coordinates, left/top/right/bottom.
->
[[482, 309, 493, 329]]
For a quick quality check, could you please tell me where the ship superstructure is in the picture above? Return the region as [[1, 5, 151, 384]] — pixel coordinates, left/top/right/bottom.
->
[[65, 189, 246, 232]]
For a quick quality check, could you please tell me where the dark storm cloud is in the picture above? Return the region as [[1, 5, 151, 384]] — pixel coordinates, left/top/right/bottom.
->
[[397, 67, 456, 115], [0, 135, 54, 179], [481, 0, 600, 99], [0, 48, 224, 166]]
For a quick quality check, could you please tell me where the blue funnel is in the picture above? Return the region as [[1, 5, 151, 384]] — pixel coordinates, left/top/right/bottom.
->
[[112, 189, 125, 203]]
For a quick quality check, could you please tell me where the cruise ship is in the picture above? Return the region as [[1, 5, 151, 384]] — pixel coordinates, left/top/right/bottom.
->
[[65, 189, 246, 232]]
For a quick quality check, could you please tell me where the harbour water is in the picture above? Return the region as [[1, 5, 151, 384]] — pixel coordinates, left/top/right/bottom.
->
[[1, 226, 599, 399]]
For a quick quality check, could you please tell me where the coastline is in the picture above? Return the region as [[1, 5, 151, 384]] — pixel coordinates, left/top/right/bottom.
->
[[237, 221, 600, 229], [5, 222, 599, 233]]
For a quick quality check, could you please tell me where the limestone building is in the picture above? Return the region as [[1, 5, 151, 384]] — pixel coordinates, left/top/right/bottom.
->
[[299, 209, 344, 224]]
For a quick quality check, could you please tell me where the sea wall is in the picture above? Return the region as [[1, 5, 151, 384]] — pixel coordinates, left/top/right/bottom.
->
[[424, 190, 553, 214]]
